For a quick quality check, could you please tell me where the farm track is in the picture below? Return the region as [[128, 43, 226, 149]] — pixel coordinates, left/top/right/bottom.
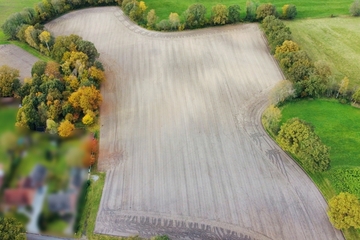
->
[[44, 7, 344, 240], [0, 44, 38, 81]]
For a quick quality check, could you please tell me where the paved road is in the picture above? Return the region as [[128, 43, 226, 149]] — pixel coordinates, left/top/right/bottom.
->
[[46, 7, 344, 240]]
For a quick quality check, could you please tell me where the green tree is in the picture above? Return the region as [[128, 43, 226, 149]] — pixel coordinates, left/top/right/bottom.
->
[[282, 4, 297, 19], [0, 216, 26, 240], [256, 3, 277, 21], [2, 13, 26, 39], [39, 30, 51, 51], [277, 118, 330, 172], [211, 4, 228, 25], [31, 60, 47, 77], [328, 192, 360, 229], [46, 119, 58, 134], [184, 3, 207, 29], [0, 65, 21, 97], [245, 1, 257, 22], [146, 9, 158, 29], [350, 0, 360, 16], [169, 12, 180, 30], [228, 5, 241, 23], [25, 25, 40, 50], [262, 105, 282, 134]]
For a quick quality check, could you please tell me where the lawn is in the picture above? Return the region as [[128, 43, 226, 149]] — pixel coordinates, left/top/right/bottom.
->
[[144, 0, 354, 21], [280, 98, 360, 239], [281, 99, 360, 168], [286, 17, 360, 86]]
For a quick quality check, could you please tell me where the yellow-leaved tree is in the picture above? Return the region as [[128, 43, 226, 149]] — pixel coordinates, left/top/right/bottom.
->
[[68, 85, 102, 114], [327, 192, 360, 229], [58, 120, 75, 137]]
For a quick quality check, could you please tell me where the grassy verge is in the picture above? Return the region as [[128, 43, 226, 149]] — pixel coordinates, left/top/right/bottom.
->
[[74, 172, 129, 240], [286, 17, 360, 86], [279, 98, 360, 239]]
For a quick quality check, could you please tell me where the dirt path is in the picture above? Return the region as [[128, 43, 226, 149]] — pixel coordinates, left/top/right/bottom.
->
[[46, 7, 343, 240], [0, 44, 38, 81]]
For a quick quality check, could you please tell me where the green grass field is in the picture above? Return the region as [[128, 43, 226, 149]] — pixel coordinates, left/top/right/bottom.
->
[[145, 0, 354, 21], [287, 17, 360, 86], [281, 99, 360, 168], [280, 98, 360, 238]]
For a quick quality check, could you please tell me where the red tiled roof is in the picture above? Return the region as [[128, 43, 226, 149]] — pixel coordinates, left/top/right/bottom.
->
[[4, 188, 35, 206]]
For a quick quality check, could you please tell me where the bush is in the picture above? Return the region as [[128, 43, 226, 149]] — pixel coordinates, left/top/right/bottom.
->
[[211, 4, 228, 25], [350, 0, 360, 16], [183, 3, 207, 29], [228, 5, 241, 23], [282, 4, 297, 20], [256, 3, 277, 21], [156, 20, 171, 31], [245, 1, 258, 22], [327, 192, 360, 229], [277, 118, 330, 172], [262, 105, 281, 134]]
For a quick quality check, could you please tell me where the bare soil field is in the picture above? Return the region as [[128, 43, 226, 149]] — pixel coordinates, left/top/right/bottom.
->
[[46, 7, 344, 240], [0, 44, 38, 80]]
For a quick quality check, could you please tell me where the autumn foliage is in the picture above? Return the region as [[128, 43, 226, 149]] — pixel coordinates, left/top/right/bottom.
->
[[82, 137, 99, 167]]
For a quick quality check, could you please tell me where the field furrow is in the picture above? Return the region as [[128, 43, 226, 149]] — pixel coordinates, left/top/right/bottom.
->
[[45, 7, 343, 240]]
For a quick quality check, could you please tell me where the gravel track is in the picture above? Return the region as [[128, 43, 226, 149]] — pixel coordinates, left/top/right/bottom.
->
[[0, 44, 38, 81], [46, 7, 344, 240]]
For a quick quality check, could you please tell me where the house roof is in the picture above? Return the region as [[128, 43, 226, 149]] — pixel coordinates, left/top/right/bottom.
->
[[30, 164, 47, 187], [4, 188, 35, 206], [48, 192, 75, 213]]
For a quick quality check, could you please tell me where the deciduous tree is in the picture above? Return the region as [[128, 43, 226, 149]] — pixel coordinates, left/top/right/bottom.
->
[[350, 0, 360, 16], [0, 65, 21, 97], [169, 13, 180, 30], [68, 85, 102, 114], [328, 192, 360, 229], [147, 9, 158, 29], [228, 5, 241, 23], [256, 3, 277, 21], [277, 118, 330, 172], [282, 4, 297, 19], [58, 119, 75, 137], [211, 4, 228, 25], [262, 105, 281, 134], [269, 80, 294, 104], [0, 216, 26, 240], [184, 3, 207, 29]]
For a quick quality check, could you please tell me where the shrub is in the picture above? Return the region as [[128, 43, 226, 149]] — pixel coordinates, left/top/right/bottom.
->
[[277, 118, 330, 172], [245, 1, 258, 22], [350, 0, 360, 16], [282, 4, 297, 19], [256, 3, 277, 21], [156, 20, 171, 31], [228, 5, 241, 23], [211, 4, 228, 25], [262, 105, 281, 134], [183, 3, 207, 29], [147, 9, 158, 29], [327, 192, 360, 229], [169, 12, 181, 30]]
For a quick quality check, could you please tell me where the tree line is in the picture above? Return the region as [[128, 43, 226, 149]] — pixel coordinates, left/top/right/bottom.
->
[[123, 1, 297, 31]]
